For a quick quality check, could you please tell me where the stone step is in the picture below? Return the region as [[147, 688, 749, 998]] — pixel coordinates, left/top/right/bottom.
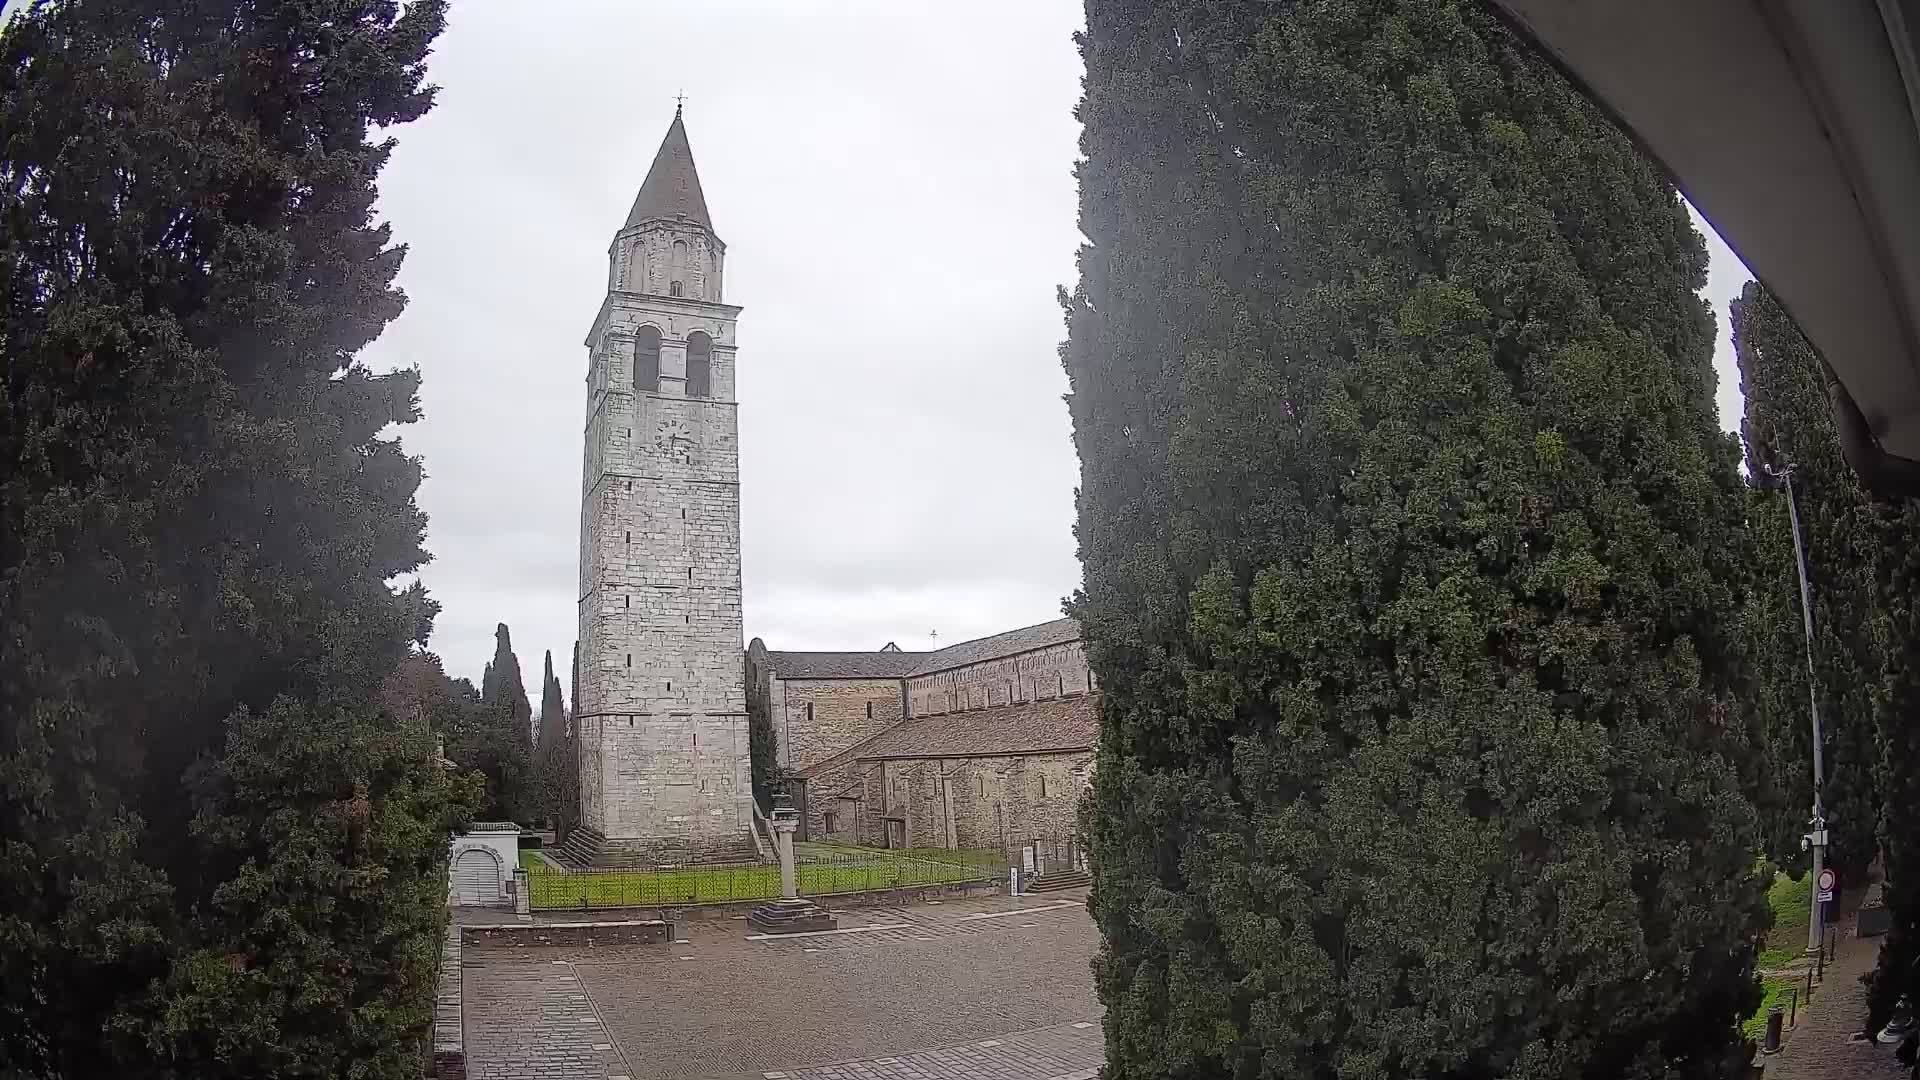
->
[[1025, 869, 1090, 893], [547, 827, 762, 870]]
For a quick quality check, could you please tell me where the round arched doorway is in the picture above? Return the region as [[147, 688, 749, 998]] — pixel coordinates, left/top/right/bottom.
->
[[451, 846, 504, 906]]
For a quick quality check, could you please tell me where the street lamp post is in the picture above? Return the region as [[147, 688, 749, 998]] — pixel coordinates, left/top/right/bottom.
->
[[1776, 464, 1829, 958]]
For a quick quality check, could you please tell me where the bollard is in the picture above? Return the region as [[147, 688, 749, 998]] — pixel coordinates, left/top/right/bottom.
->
[[1788, 987, 1798, 1028], [1761, 1006, 1785, 1054]]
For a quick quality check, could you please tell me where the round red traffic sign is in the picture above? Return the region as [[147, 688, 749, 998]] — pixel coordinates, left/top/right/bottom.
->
[[1817, 868, 1837, 892]]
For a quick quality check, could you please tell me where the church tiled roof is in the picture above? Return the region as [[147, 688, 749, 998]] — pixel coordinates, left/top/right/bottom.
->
[[906, 617, 1080, 676], [766, 618, 1082, 681], [766, 650, 926, 680], [800, 694, 1098, 776], [625, 110, 712, 230]]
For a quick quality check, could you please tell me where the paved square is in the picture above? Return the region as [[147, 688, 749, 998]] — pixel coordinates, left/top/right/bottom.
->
[[463, 892, 1103, 1080]]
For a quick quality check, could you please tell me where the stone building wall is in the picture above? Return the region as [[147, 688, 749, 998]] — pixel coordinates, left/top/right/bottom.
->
[[613, 219, 724, 302], [906, 639, 1094, 717], [769, 677, 905, 773], [802, 751, 1092, 859], [576, 204, 752, 860]]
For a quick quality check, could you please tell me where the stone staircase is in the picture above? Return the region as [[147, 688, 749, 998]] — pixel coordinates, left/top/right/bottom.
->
[[552, 826, 761, 869], [1024, 866, 1091, 893], [554, 825, 607, 868]]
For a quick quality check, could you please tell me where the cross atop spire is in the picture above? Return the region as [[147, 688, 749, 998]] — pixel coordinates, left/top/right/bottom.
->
[[673, 89, 686, 118], [624, 109, 712, 231]]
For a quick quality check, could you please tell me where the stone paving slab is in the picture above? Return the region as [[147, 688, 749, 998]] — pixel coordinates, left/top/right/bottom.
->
[[463, 960, 628, 1080], [464, 890, 1100, 1079], [731, 1020, 1103, 1080]]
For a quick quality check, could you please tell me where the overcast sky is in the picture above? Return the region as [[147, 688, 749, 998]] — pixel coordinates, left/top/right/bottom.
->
[[358, 1, 1753, 692]]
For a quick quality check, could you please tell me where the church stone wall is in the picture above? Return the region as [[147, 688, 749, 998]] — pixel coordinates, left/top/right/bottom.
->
[[771, 677, 905, 773], [806, 752, 1092, 859], [906, 640, 1094, 718]]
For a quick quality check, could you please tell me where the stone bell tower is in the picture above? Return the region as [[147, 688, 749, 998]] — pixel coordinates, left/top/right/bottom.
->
[[571, 107, 753, 865]]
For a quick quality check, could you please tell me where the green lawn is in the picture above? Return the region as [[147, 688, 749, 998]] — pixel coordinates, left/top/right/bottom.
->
[[1758, 871, 1814, 970], [521, 846, 994, 910], [1743, 974, 1807, 1040], [1741, 870, 1821, 1041]]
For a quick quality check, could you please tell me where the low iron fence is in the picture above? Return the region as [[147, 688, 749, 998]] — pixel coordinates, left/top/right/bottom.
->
[[525, 849, 996, 911]]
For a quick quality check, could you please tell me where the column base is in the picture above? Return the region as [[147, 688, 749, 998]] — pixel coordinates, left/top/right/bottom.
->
[[746, 897, 837, 934]]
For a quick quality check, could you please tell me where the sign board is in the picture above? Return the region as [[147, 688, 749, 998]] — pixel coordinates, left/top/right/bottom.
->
[[1022, 846, 1036, 873], [1817, 867, 1837, 903]]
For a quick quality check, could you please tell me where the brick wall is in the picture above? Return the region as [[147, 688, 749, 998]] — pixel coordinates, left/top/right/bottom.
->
[[906, 640, 1095, 718]]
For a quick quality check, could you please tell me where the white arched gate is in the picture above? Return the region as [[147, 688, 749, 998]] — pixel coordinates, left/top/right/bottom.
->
[[451, 847, 503, 906]]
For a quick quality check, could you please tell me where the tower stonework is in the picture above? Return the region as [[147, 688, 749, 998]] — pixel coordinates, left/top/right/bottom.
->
[[574, 111, 753, 863]]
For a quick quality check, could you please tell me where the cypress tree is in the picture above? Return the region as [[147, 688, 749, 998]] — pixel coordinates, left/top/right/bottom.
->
[[1732, 282, 1885, 884], [1870, 522, 1920, 1044], [0, 0, 469, 1074], [531, 650, 573, 831], [538, 651, 564, 754], [1730, 282, 1920, 1045], [562, 640, 582, 839], [1062, 2, 1765, 1075], [483, 622, 533, 745]]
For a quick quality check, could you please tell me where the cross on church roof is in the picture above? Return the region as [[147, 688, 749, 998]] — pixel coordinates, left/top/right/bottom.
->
[[674, 89, 686, 116]]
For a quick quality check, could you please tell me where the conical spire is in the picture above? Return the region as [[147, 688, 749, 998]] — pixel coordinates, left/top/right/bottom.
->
[[624, 110, 712, 230]]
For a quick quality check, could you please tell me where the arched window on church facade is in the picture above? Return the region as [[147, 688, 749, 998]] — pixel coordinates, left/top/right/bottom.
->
[[686, 331, 712, 398], [635, 325, 661, 393]]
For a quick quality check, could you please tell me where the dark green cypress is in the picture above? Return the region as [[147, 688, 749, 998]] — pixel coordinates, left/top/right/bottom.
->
[[1732, 282, 1885, 884], [538, 651, 565, 754], [1869, 518, 1920, 1041], [532, 650, 573, 832], [1731, 284, 1920, 1046], [443, 626, 533, 822], [484, 623, 534, 745], [1062, 1, 1765, 1075], [0, 0, 470, 1074]]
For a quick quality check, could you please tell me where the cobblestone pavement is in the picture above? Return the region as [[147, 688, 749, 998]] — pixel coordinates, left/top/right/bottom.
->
[[463, 960, 630, 1080], [463, 890, 1101, 1080], [727, 1020, 1102, 1080], [1763, 928, 1910, 1080]]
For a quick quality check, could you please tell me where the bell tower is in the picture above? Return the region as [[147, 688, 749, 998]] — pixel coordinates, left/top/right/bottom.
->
[[573, 107, 752, 864]]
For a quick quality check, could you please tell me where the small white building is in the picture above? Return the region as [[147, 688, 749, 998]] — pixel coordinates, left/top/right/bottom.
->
[[448, 823, 520, 907]]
